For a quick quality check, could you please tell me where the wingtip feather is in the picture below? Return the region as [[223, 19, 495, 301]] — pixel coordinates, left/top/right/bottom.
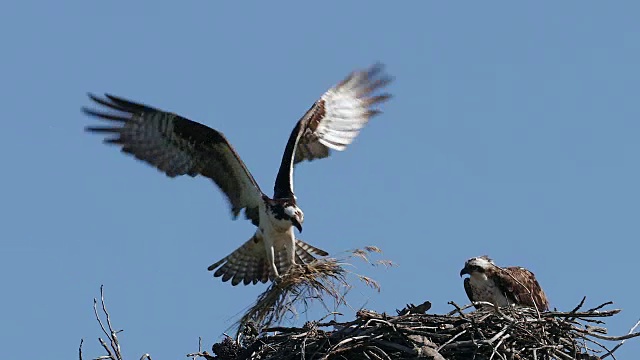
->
[[86, 92, 103, 103], [366, 62, 385, 78], [85, 126, 120, 133]]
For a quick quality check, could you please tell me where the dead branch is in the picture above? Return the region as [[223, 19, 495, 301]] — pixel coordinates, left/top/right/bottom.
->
[[602, 318, 640, 359], [80, 286, 151, 360]]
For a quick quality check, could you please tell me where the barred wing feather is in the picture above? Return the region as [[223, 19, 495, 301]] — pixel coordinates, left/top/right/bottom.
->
[[274, 63, 393, 199], [83, 94, 264, 225]]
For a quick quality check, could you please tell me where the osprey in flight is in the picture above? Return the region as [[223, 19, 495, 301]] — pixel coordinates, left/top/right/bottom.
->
[[83, 64, 392, 286], [460, 256, 550, 311]]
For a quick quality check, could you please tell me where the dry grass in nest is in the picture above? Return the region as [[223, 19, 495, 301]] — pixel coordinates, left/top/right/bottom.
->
[[234, 246, 392, 337]]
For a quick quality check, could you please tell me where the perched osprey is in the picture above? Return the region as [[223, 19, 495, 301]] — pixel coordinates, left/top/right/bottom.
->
[[459, 256, 550, 311], [83, 64, 392, 286]]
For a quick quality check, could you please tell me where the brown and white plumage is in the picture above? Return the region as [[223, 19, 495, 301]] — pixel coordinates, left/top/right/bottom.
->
[[83, 94, 265, 225], [207, 234, 329, 286], [273, 63, 392, 199], [460, 256, 550, 312], [83, 64, 392, 286]]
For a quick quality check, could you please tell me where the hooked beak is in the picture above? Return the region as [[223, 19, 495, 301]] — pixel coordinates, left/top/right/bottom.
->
[[459, 266, 470, 277], [292, 218, 303, 233]]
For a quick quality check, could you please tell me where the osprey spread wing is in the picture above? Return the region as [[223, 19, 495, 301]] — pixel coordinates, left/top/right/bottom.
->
[[83, 64, 392, 286], [460, 256, 550, 312]]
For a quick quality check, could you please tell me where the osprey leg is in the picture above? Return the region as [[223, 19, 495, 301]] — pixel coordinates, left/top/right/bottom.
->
[[284, 237, 296, 268], [266, 244, 279, 278]]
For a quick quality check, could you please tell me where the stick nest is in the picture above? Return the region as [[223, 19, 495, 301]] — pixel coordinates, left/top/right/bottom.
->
[[198, 297, 640, 360]]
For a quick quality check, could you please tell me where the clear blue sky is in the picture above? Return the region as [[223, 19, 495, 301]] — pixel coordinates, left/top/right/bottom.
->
[[2, 2, 639, 359]]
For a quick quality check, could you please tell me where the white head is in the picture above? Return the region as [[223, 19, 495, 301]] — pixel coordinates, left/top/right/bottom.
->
[[460, 255, 496, 278], [284, 205, 297, 218], [268, 200, 304, 232], [284, 205, 304, 232]]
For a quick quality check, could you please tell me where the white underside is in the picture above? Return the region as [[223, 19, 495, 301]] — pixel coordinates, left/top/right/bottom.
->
[[469, 273, 511, 307], [257, 202, 296, 277]]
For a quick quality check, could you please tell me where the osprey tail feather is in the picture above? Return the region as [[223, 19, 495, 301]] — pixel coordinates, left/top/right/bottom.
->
[[208, 235, 328, 286]]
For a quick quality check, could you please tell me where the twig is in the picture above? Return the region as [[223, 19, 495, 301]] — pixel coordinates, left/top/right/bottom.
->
[[82, 286, 150, 360], [93, 298, 110, 344], [185, 351, 216, 360], [569, 296, 587, 313], [100, 285, 122, 360], [446, 301, 467, 317], [98, 337, 117, 360], [573, 326, 640, 341], [437, 329, 467, 351], [587, 301, 614, 313], [601, 318, 640, 359]]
